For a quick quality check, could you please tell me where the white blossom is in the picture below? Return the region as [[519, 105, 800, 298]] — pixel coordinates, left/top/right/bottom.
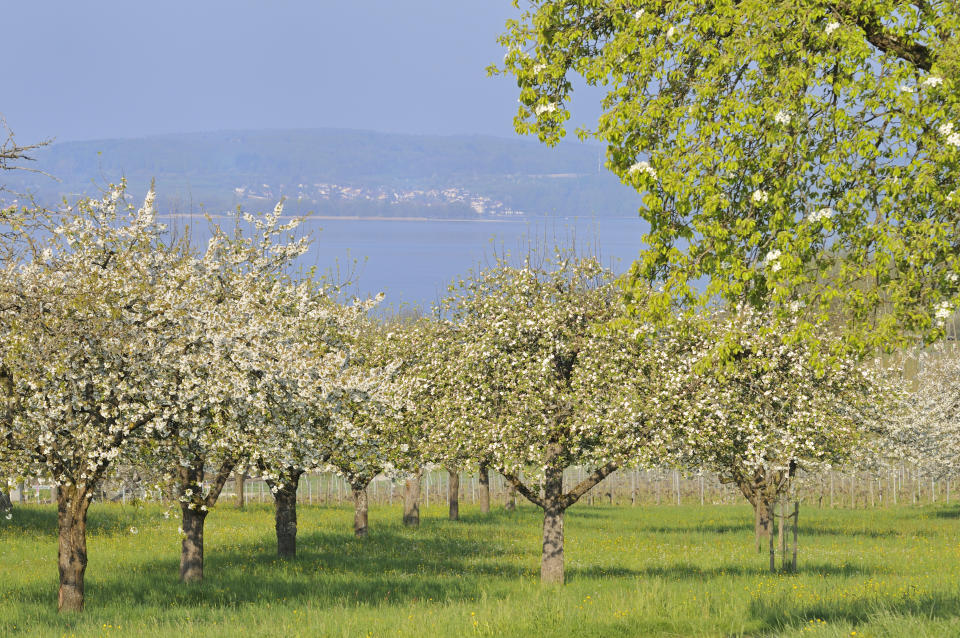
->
[[935, 301, 953, 321], [628, 160, 658, 179], [808, 207, 834, 223], [534, 102, 558, 116], [765, 249, 783, 272]]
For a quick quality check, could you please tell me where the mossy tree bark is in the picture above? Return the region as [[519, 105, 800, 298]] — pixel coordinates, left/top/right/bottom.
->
[[56, 484, 92, 612], [403, 469, 422, 528], [177, 457, 236, 582], [502, 443, 618, 585], [540, 463, 565, 584], [352, 478, 371, 537], [179, 503, 207, 583], [268, 470, 303, 558]]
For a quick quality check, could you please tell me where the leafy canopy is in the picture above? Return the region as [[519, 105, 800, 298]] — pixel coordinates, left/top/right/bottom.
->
[[493, 0, 960, 351]]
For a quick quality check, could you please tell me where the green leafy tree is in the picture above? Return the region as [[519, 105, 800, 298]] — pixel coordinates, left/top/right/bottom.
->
[[493, 0, 960, 350]]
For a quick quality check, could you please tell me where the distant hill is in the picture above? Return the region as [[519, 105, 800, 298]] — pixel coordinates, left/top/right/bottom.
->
[[3, 129, 644, 219]]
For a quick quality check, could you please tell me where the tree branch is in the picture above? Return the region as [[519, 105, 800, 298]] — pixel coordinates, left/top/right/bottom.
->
[[560, 460, 618, 510], [833, 2, 934, 71], [203, 458, 238, 507], [500, 469, 545, 509]]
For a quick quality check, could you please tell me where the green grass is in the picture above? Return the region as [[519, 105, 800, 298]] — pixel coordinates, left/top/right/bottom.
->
[[2, 502, 960, 637]]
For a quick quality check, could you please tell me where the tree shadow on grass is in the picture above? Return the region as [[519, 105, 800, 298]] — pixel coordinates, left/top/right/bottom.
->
[[634, 518, 926, 540], [798, 524, 936, 539], [635, 521, 755, 535], [10, 525, 522, 614], [568, 561, 881, 582], [749, 590, 960, 633]]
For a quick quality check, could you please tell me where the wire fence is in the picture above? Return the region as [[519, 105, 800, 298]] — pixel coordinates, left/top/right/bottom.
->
[[8, 465, 955, 510]]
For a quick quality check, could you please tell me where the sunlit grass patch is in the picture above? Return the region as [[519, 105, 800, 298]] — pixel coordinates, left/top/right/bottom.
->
[[2, 502, 959, 636]]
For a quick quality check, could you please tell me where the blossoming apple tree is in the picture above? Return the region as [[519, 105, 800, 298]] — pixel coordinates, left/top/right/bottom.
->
[[253, 301, 402, 547], [670, 306, 885, 571], [434, 252, 689, 584], [0, 186, 180, 611], [883, 342, 960, 483]]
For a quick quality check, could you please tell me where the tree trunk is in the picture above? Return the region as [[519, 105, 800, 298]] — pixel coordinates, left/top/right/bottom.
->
[[272, 472, 302, 558], [791, 501, 799, 572], [754, 499, 773, 555], [235, 470, 246, 509], [776, 499, 785, 570], [478, 462, 490, 514], [0, 490, 11, 510], [57, 485, 91, 612], [540, 463, 565, 585], [505, 482, 517, 511], [180, 505, 207, 583], [176, 457, 236, 582], [403, 470, 422, 528], [768, 508, 776, 573], [352, 482, 369, 538], [447, 468, 460, 521]]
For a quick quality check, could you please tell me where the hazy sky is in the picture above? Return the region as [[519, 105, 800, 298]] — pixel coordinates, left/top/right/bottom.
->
[[4, 1, 602, 144]]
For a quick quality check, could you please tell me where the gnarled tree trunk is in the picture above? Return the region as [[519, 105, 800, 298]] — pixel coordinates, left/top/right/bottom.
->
[[352, 479, 370, 537], [178, 457, 236, 581], [57, 484, 91, 612], [754, 499, 773, 555], [501, 446, 618, 586], [403, 469, 422, 528], [478, 462, 490, 514], [447, 468, 460, 521], [271, 471, 303, 558], [180, 504, 207, 583], [540, 462, 565, 585]]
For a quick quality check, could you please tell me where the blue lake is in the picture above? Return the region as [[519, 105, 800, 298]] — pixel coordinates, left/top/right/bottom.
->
[[162, 214, 650, 309], [298, 216, 649, 309]]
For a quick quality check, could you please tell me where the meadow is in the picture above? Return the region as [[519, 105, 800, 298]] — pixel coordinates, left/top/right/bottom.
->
[[2, 502, 960, 637]]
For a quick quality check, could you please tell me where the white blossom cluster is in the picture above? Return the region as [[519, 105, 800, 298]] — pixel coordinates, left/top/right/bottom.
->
[[0, 185, 393, 520], [628, 160, 658, 179], [666, 307, 884, 502], [807, 207, 834, 223], [423, 252, 691, 503], [882, 344, 960, 481], [939, 121, 960, 148]]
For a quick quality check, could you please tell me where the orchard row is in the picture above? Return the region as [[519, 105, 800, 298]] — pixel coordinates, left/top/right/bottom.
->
[[0, 186, 950, 612]]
